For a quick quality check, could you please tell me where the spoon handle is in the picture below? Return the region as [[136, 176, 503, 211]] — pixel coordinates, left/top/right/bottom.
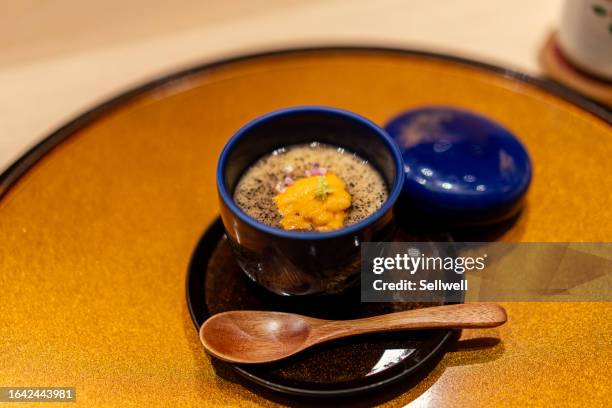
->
[[317, 303, 506, 341]]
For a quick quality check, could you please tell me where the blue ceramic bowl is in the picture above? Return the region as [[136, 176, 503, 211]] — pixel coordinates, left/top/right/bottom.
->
[[217, 106, 404, 295]]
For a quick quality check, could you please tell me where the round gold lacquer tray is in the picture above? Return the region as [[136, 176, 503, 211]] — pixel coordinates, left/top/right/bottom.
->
[[1, 48, 611, 407]]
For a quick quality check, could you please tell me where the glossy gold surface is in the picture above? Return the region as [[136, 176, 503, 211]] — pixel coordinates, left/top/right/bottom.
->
[[1, 50, 611, 407]]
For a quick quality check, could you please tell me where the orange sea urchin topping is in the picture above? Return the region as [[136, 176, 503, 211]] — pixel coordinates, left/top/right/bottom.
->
[[274, 173, 351, 231]]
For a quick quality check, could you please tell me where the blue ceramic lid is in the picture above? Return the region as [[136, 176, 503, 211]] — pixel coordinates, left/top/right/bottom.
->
[[385, 106, 532, 226]]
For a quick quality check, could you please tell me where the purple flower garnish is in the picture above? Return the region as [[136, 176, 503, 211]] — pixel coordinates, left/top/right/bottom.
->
[[308, 162, 327, 176]]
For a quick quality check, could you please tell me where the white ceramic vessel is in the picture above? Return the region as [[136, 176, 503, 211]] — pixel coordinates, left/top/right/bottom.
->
[[558, 0, 612, 79]]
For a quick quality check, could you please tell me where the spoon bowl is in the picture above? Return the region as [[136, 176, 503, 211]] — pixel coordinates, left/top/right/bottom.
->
[[200, 311, 315, 363], [200, 303, 507, 364]]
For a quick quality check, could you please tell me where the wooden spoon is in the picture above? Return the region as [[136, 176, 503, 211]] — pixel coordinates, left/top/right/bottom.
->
[[199, 303, 506, 364]]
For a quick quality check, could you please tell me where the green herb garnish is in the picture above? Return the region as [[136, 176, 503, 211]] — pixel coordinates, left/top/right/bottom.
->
[[315, 176, 331, 200]]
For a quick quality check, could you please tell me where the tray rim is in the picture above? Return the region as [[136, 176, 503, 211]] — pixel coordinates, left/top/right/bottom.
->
[[1, 46, 611, 201]]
